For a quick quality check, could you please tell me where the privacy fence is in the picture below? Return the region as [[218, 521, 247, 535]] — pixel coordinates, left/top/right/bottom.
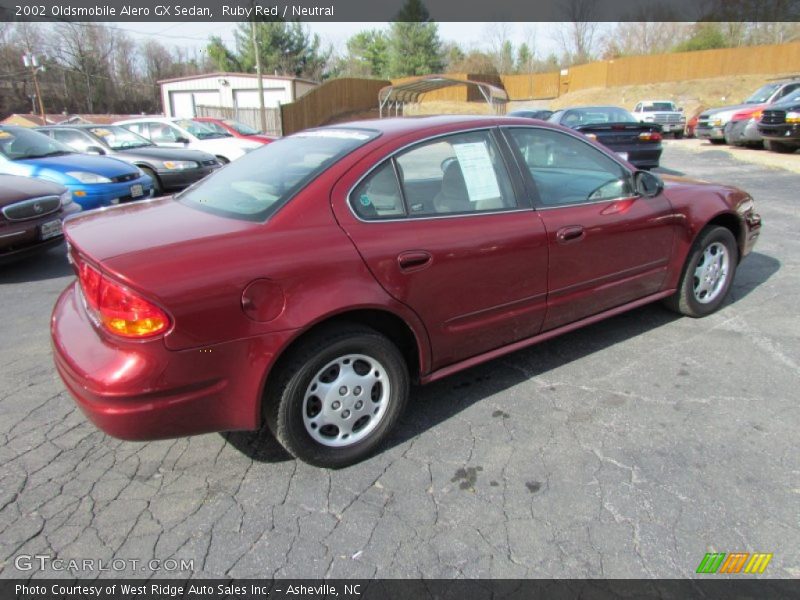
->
[[400, 41, 800, 102]]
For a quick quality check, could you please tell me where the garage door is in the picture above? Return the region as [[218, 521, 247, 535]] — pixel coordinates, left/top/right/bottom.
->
[[169, 90, 221, 118], [234, 88, 285, 109]]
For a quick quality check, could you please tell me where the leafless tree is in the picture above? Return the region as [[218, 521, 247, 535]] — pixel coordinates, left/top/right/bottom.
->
[[554, 0, 600, 65]]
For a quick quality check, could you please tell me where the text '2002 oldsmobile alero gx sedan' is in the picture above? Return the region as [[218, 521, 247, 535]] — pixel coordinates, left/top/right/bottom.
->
[[51, 116, 762, 468]]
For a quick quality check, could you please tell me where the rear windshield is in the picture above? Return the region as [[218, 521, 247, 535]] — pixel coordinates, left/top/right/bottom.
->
[[178, 128, 379, 221], [560, 107, 637, 126]]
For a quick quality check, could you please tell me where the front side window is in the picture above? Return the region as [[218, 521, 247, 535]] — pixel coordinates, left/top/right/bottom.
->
[[150, 123, 184, 143], [180, 128, 378, 221], [52, 129, 94, 151], [507, 128, 633, 207], [89, 126, 152, 150]]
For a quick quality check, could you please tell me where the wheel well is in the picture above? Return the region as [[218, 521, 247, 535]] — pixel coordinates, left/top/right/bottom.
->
[[706, 213, 743, 261], [267, 309, 421, 387]]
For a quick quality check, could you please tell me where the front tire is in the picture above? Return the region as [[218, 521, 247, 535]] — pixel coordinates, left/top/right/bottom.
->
[[265, 324, 409, 468], [140, 167, 162, 196], [709, 138, 726, 145], [673, 131, 684, 139], [664, 226, 738, 318], [765, 140, 797, 154]]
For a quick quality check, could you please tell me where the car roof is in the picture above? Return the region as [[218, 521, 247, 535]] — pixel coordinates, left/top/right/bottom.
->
[[299, 115, 555, 139], [38, 124, 119, 129]]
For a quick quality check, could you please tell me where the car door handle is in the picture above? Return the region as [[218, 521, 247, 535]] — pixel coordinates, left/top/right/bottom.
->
[[397, 250, 433, 272], [556, 225, 585, 244]]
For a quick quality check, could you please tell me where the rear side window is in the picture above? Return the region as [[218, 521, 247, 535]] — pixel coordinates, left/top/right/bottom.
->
[[351, 130, 517, 219], [180, 128, 378, 221], [352, 161, 405, 219]]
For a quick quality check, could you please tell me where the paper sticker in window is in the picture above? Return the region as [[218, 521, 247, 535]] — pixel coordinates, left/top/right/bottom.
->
[[452, 142, 501, 202]]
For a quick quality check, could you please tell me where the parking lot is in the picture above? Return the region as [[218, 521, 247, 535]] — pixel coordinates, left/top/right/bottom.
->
[[0, 141, 798, 579]]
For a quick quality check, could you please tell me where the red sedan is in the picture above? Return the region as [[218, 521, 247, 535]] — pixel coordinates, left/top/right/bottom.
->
[[51, 116, 761, 467], [192, 117, 275, 144]]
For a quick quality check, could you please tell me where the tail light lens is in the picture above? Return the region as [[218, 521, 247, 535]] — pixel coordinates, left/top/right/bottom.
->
[[77, 258, 169, 338], [639, 131, 662, 142]]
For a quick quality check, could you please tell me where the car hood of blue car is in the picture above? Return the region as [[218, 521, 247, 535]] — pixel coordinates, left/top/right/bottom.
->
[[4, 152, 139, 184]]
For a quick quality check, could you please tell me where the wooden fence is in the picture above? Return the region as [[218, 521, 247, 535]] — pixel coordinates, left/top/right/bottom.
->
[[280, 78, 390, 135], [394, 41, 800, 102], [195, 105, 282, 137]]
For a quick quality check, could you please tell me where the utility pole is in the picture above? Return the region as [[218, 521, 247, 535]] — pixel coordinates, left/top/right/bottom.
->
[[23, 52, 46, 123], [250, 19, 267, 134]]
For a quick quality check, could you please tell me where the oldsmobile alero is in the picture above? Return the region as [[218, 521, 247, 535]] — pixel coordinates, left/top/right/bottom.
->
[[51, 116, 762, 467]]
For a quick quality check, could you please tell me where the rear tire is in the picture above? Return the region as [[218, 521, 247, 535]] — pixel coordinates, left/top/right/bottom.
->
[[265, 324, 409, 468], [663, 226, 738, 318]]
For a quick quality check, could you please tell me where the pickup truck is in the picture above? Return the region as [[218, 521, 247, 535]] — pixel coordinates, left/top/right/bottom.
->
[[632, 101, 686, 138]]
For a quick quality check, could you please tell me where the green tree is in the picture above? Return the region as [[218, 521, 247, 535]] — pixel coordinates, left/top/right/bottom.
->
[[386, 0, 444, 77], [674, 23, 728, 52], [346, 30, 389, 78], [516, 43, 534, 73], [206, 35, 241, 72]]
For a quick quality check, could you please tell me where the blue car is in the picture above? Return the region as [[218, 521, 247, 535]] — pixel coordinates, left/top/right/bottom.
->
[[0, 125, 153, 211]]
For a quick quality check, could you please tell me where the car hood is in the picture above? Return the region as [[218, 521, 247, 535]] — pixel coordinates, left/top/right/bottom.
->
[[115, 146, 217, 162], [0, 174, 66, 206], [16, 153, 138, 177]]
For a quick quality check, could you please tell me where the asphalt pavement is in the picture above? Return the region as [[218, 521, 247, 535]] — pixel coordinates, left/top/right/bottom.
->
[[1, 142, 797, 579]]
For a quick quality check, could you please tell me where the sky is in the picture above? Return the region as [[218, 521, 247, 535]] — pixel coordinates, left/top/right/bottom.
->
[[117, 21, 560, 59]]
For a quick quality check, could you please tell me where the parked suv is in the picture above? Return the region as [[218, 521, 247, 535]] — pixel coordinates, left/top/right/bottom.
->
[[38, 125, 221, 195], [758, 95, 800, 154], [632, 100, 686, 138], [115, 117, 261, 164], [696, 79, 800, 144]]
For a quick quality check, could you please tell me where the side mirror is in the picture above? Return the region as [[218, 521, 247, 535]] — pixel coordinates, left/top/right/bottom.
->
[[175, 136, 189, 145], [634, 170, 664, 198], [85, 145, 106, 155]]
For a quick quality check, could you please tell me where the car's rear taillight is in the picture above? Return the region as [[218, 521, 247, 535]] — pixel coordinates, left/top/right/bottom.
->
[[639, 131, 662, 142], [77, 257, 169, 338]]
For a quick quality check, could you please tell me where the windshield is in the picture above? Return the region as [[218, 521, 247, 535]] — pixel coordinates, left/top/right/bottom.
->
[[178, 128, 379, 221], [0, 127, 75, 160], [175, 119, 227, 139], [88, 126, 153, 150], [642, 102, 676, 112], [561, 107, 637, 126], [774, 88, 800, 106], [746, 83, 781, 104], [223, 120, 260, 135]]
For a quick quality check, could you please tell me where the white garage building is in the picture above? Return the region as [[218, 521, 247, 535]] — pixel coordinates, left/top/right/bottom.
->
[[158, 72, 318, 118]]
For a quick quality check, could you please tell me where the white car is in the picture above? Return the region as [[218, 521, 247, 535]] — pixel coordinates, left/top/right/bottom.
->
[[114, 117, 261, 163]]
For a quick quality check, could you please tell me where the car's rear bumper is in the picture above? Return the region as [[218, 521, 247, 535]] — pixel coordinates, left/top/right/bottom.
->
[[51, 282, 294, 440]]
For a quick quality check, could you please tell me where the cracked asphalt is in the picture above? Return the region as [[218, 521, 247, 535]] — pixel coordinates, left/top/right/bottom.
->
[[1, 143, 798, 580]]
